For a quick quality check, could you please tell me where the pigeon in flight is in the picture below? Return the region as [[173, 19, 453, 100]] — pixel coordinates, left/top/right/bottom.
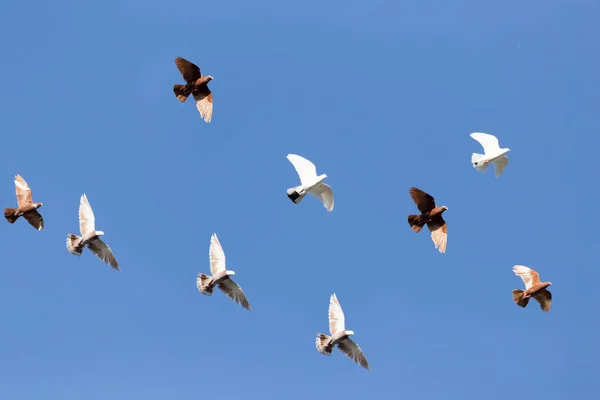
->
[[407, 187, 448, 253], [512, 265, 552, 312], [196, 233, 251, 311], [316, 293, 370, 370], [286, 154, 334, 212], [4, 174, 44, 231], [173, 57, 213, 123], [470, 132, 510, 178], [66, 194, 120, 270]]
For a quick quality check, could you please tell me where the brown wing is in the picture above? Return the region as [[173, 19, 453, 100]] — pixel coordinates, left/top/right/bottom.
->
[[337, 338, 371, 370], [217, 277, 251, 310], [14, 175, 33, 207], [533, 289, 552, 312], [175, 57, 201, 83], [23, 209, 43, 231], [87, 238, 120, 270], [427, 218, 447, 253], [409, 187, 436, 214], [529, 268, 541, 286]]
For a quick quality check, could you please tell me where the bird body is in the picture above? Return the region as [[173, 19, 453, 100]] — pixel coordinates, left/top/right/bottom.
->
[[407, 187, 448, 253], [173, 57, 213, 123], [512, 265, 552, 312], [4, 175, 44, 230], [470, 132, 510, 178], [286, 154, 334, 212]]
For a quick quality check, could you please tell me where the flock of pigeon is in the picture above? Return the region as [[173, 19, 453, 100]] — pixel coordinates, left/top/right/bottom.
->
[[3, 57, 553, 371]]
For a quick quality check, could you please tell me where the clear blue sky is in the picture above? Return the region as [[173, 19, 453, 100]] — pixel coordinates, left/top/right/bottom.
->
[[1, 1, 598, 399]]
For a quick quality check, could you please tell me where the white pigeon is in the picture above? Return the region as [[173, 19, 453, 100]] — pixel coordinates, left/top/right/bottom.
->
[[470, 132, 510, 178], [315, 293, 370, 370], [286, 154, 334, 212]]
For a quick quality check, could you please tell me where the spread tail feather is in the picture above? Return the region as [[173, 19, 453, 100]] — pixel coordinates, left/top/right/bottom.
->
[[4, 208, 19, 223], [408, 214, 425, 233], [316, 333, 333, 355], [196, 273, 214, 295], [512, 289, 530, 308], [471, 153, 488, 172], [287, 186, 306, 204], [66, 233, 84, 256], [173, 84, 190, 102]]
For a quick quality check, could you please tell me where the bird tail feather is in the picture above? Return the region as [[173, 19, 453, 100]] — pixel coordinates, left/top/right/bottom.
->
[[4, 208, 19, 223], [196, 273, 214, 295], [287, 186, 306, 204], [173, 84, 190, 102], [66, 233, 84, 256], [471, 153, 488, 171], [316, 333, 333, 355], [407, 215, 425, 233], [512, 289, 530, 308]]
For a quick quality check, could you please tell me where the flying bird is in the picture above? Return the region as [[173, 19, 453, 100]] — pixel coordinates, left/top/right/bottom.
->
[[286, 154, 334, 212], [316, 293, 370, 370], [470, 132, 510, 178], [512, 265, 552, 312], [196, 233, 251, 311], [66, 194, 120, 271], [407, 187, 448, 253], [173, 57, 213, 123], [4, 174, 44, 230]]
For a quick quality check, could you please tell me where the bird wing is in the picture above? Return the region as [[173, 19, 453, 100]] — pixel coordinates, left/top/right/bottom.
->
[[337, 338, 371, 370], [209, 233, 226, 276], [470, 132, 501, 155], [328, 293, 345, 335], [427, 216, 447, 254], [309, 184, 334, 212], [409, 187, 436, 214], [193, 88, 213, 123], [532, 289, 552, 312], [78, 193, 96, 236], [175, 57, 201, 83], [14, 175, 33, 207], [23, 210, 44, 231], [217, 277, 251, 310], [87, 238, 120, 270], [286, 154, 318, 186], [492, 155, 508, 178], [512, 265, 540, 289]]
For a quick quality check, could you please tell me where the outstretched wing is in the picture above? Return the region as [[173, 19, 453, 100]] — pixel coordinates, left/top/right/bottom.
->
[[470, 132, 501, 155], [309, 184, 334, 212], [512, 265, 540, 289], [218, 277, 251, 310], [533, 289, 552, 312], [209, 233, 226, 276], [14, 175, 33, 207], [409, 187, 436, 214], [78, 194, 96, 236], [87, 238, 120, 270], [427, 216, 447, 254], [175, 57, 201, 83], [193, 87, 213, 123], [23, 210, 44, 231], [492, 156, 508, 178], [337, 338, 371, 370], [287, 154, 318, 186], [328, 293, 345, 335]]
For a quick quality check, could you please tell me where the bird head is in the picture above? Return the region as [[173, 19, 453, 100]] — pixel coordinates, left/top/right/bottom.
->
[[345, 330, 355, 337], [225, 270, 236, 277], [206, 75, 214, 81], [441, 206, 448, 211], [36, 202, 43, 208], [95, 231, 105, 237]]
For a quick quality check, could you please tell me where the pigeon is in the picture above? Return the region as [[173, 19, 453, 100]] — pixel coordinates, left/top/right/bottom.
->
[[316, 293, 370, 370], [407, 187, 448, 253], [173, 57, 213, 123], [4, 174, 44, 230], [286, 154, 334, 212], [66, 194, 120, 271], [196, 233, 251, 311], [470, 132, 510, 178], [512, 265, 552, 312]]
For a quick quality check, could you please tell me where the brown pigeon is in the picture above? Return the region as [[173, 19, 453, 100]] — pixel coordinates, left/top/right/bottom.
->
[[407, 187, 448, 253], [173, 57, 213, 123], [512, 265, 552, 312], [4, 174, 44, 230]]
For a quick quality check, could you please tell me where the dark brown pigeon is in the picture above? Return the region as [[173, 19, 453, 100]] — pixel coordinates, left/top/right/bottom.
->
[[407, 187, 448, 253], [4, 174, 44, 230], [512, 265, 552, 312], [173, 57, 213, 123]]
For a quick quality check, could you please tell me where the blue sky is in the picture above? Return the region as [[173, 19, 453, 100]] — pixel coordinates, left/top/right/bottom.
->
[[1, 0, 599, 399]]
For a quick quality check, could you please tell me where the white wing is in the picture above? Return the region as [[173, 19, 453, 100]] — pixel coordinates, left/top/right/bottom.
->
[[492, 155, 508, 178], [209, 233, 226, 276], [78, 193, 96, 236], [513, 265, 533, 289], [328, 293, 345, 335], [287, 154, 318, 186], [470, 132, 501, 155], [309, 183, 334, 212], [194, 93, 213, 123]]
